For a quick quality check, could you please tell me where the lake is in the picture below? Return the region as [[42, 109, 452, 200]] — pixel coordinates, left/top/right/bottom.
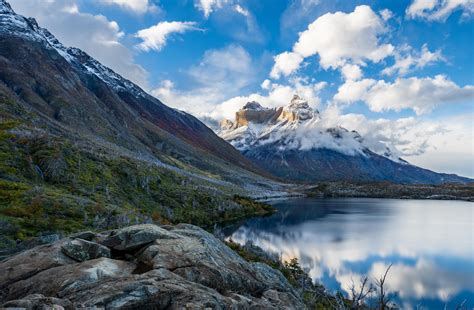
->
[[226, 198, 474, 309]]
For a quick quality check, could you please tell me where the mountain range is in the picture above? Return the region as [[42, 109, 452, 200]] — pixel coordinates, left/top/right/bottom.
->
[[218, 95, 471, 184]]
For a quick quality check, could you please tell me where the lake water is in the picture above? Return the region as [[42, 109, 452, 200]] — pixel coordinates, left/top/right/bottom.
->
[[226, 198, 474, 309]]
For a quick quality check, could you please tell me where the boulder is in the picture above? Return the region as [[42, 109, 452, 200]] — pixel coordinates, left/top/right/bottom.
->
[[3, 258, 135, 302], [1, 294, 72, 310], [0, 241, 76, 291], [61, 238, 111, 262], [101, 224, 176, 251], [70, 231, 96, 241]]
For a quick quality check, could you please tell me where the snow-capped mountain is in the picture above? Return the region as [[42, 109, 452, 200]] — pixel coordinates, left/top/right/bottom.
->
[[218, 95, 470, 184], [219, 95, 395, 160], [0, 0, 264, 180]]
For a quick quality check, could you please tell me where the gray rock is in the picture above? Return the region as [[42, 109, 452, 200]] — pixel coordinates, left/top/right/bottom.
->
[[1, 294, 72, 310], [2, 258, 135, 302], [0, 224, 307, 309], [0, 241, 76, 291], [101, 224, 177, 251], [70, 231, 96, 241], [61, 238, 110, 262]]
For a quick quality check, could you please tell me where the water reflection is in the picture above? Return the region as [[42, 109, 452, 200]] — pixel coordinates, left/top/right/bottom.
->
[[227, 198, 474, 309]]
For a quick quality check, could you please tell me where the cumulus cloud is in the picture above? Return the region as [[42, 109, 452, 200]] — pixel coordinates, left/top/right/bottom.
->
[[213, 78, 327, 120], [382, 44, 445, 76], [341, 64, 363, 81], [271, 5, 394, 79], [136, 21, 201, 52], [8, 0, 148, 88], [319, 105, 445, 158], [270, 52, 304, 79], [406, 113, 474, 177], [335, 75, 474, 115], [406, 0, 474, 21], [98, 0, 157, 14], [194, 0, 229, 18]]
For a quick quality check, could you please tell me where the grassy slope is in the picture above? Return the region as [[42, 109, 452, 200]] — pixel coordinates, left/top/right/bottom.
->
[[0, 97, 274, 249]]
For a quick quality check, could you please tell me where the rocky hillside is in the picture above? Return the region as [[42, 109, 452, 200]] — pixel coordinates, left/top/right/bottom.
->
[[0, 0, 287, 249], [218, 95, 472, 184], [0, 224, 305, 309]]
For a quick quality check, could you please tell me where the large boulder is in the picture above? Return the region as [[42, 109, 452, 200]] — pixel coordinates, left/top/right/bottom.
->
[[100, 224, 177, 251], [3, 258, 135, 302], [136, 224, 269, 295], [0, 224, 306, 309], [61, 238, 111, 262], [0, 241, 76, 292]]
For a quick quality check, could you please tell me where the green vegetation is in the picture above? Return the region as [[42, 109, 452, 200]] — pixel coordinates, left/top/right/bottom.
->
[[225, 239, 338, 309], [0, 116, 273, 247]]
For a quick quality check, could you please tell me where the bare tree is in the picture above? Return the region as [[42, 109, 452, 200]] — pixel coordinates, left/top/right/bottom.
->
[[349, 276, 376, 309], [375, 264, 393, 310]]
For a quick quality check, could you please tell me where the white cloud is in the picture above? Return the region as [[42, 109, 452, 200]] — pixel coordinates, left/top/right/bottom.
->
[[261, 79, 271, 90], [382, 44, 445, 76], [320, 106, 445, 158], [270, 52, 304, 79], [380, 8, 394, 21], [98, 0, 156, 14], [406, 113, 474, 177], [151, 44, 257, 117], [195, 0, 229, 18], [293, 5, 393, 68], [341, 64, 363, 81], [335, 75, 474, 115], [406, 0, 474, 21], [136, 21, 201, 52], [233, 4, 250, 17], [213, 78, 327, 119], [8, 0, 148, 88], [270, 5, 394, 79]]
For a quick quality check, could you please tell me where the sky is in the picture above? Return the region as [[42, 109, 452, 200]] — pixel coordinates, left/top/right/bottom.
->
[[7, 0, 474, 177]]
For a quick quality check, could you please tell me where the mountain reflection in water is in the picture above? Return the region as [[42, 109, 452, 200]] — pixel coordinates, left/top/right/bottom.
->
[[226, 198, 474, 309]]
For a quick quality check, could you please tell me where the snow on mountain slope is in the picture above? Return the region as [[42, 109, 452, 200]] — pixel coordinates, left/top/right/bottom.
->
[[218, 95, 471, 184], [0, 0, 143, 96], [219, 95, 399, 161]]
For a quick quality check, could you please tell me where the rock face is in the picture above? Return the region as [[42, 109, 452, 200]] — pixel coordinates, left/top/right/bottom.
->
[[218, 96, 472, 184], [0, 224, 306, 309]]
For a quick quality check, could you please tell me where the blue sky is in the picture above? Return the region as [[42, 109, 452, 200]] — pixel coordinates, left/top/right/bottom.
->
[[8, 0, 474, 177]]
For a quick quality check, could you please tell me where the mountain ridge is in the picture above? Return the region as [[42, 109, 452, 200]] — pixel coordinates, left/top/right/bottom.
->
[[218, 95, 471, 184], [0, 0, 269, 179]]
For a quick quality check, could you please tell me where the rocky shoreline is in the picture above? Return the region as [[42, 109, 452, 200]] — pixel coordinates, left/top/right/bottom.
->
[[0, 224, 306, 309], [303, 181, 474, 202]]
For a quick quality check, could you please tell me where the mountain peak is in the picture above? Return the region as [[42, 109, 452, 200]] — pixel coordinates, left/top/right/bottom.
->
[[0, 0, 13, 14], [242, 101, 266, 111], [279, 95, 317, 122]]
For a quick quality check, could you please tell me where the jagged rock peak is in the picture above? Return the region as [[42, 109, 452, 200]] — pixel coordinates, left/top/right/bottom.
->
[[289, 94, 307, 106], [242, 101, 266, 111], [279, 94, 317, 122], [220, 119, 234, 130], [0, 0, 13, 14]]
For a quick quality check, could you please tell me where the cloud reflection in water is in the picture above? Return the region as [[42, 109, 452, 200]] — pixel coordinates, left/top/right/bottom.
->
[[228, 198, 474, 308]]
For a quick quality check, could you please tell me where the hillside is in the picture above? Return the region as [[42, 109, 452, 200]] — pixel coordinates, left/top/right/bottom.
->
[[0, 0, 282, 249]]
